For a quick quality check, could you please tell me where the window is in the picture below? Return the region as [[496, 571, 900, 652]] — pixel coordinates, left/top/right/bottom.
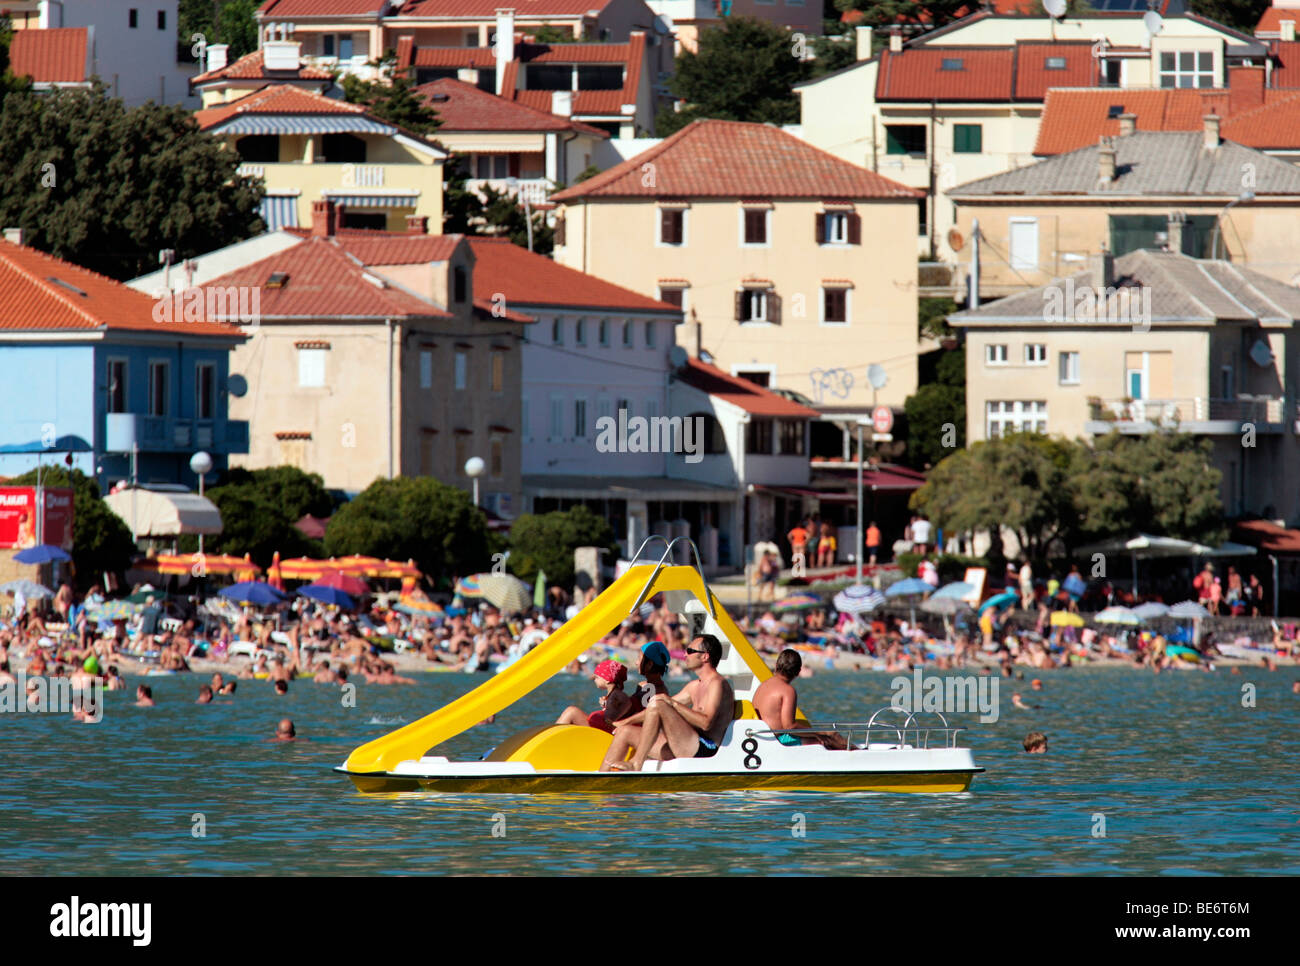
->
[[1159, 50, 1214, 89], [954, 124, 983, 154], [298, 349, 325, 387], [453, 267, 467, 303], [574, 398, 588, 439], [1110, 213, 1216, 257], [617, 397, 630, 416], [817, 211, 860, 245], [745, 418, 774, 455], [575, 318, 586, 345], [622, 321, 633, 347], [236, 135, 279, 163], [195, 364, 215, 420], [659, 208, 685, 246], [454, 434, 468, 475], [691, 412, 727, 454], [550, 397, 564, 439], [918, 196, 928, 238], [778, 420, 805, 456], [742, 208, 768, 245], [158, 10, 166, 29], [552, 318, 563, 344], [490, 350, 504, 392], [986, 401, 1047, 438], [737, 288, 769, 323], [454, 351, 467, 390], [599, 319, 609, 346], [323, 34, 354, 59], [658, 286, 686, 311], [107, 359, 127, 414], [885, 125, 926, 155], [736, 370, 770, 387], [1059, 351, 1080, 385], [526, 64, 573, 90], [597, 397, 612, 423], [475, 154, 510, 179], [940, 58, 964, 71], [822, 287, 849, 325], [645, 321, 656, 347], [1025, 343, 1047, 365], [577, 65, 623, 90], [129, 9, 138, 28], [986, 344, 1008, 365], [1101, 59, 1122, 87], [321, 133, 365, 164], [149, 362, 169, 416], [490, 437, 504, 479], [1009, 217, 1039, 270], [420, 350, 433, 389], [1045, 56, 1067, 70]]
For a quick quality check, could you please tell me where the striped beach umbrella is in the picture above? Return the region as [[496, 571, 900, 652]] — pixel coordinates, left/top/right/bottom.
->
[[832, 584, 885, 614]]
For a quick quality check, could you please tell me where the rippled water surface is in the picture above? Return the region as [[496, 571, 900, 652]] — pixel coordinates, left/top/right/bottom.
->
[[3, 668, 1298, 875]]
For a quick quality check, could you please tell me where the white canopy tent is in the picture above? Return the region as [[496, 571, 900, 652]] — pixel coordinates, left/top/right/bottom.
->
[[1073, 533, 1255, 594], [104, 485, 222, 539]]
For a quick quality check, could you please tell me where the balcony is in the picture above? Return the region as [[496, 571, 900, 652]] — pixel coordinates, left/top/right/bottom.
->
[[1084, 397, 1286, 436], [468, 177, 552, 207], [300, 54, 381, 81], [105, 414, 250, 454], [237, 164, 265, 179]]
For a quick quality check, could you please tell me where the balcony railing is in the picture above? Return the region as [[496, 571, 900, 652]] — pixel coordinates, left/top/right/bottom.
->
[[105, 414, 250, 454], [468, 177, 551, 207], [1086, 396, 1286, 431], [237, 164, 265, 179], [300, 54, 381, 81]]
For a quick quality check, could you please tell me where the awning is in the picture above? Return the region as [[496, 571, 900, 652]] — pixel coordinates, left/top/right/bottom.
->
[[259, 194, 299, 230], [103, 486, 222, 536], [323, 190, 420, 208], [213, 115, 394, 136], [1074, 533, 1219, 559]]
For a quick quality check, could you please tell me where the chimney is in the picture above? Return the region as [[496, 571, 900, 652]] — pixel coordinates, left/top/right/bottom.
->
[[855, 26, 873, 61], [1203, 113, 1221, 150], [495, 8, 516, 96], [1283, 20, 1296, 43], [207, 44, 229, 72], [1117, 112, 1136, 137], [311, 200, 336, 237], [551, 89, 572, 117], [889, 28, 903, 53], [1229, 66, 1266, 115], [3, 227, 24, 246], [1166, 211, 1186, 254], [264, 39, 302, 71], [1097, 136, 1116, 183], [406, 215, 429, 234], [1089, 245, 1115, 289]]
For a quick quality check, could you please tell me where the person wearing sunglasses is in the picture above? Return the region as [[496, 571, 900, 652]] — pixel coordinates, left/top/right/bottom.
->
[[602, 634, 734, 771]]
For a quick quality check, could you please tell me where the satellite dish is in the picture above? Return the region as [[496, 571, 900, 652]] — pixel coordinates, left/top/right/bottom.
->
[[1143, 10, 1163, 38], [1043, 0, 1066, 18], [1250, 340, 1274, 368], [227, 374, 248, 397], [700, 349, 715, 365], [668, 345, 688, 369], [866, 364, 888, 390], [948, 229, 965, 252]]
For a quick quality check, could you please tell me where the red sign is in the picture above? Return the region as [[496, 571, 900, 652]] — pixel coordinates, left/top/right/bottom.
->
[[872, 406, 894, 435], [0, 487, 75, 550]]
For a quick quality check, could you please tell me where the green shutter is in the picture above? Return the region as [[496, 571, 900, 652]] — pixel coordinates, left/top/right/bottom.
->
[[886, 127, 906, 155], [954, 124, 982, 154]]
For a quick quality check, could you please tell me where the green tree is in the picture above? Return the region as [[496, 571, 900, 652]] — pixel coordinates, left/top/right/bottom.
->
[[903, 346, 964, 469], [180, 0, 259, 62], [530, 25, 579, 44], [1186, 0, 1268, 33], [506, 506, 619, 587], [184, 466, 334, 566], [341, 54, 441, 135], [810, 32, 857, 79], [0, 15, 33, 102], [6, 467, 136, 591], [919, 296, 957, 341], [658, 17, 811, 136], [479, 184, 554, 255], [325, 476, 493, 586], [0, 86, 264, 279]]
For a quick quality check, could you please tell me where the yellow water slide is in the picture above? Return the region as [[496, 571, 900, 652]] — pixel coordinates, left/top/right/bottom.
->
[[343, 564, 772, 774]]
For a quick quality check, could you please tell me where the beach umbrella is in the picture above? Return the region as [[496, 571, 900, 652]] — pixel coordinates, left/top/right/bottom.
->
[[978, 590, 1019, 614], [276, 556, 331, 581], [455, 574, 483, 598], [89, 599, 138, 620], [1095, 605, 1141, 625], [394, 599, 444, 617], [267, 550, 285, 591], [773, 593, 823, 613], [1168, 601, 1210, 619], [375, 559, 421, 579], [833, 584, 885, 614], [219, 581, 288, 606], [885, 578, 933, 597], [332, 555, 389, 576], [1133, 601, 1171, 620], [0, 579, 53, 598], [297, 583, 355, 609], [316, 569, 370, 596], [475, 574, 532, 614], [14, 543, 71, 565], [1049, 610, 1085, 628], [921, 596, 969, 616], [932, 581, 976, 600]]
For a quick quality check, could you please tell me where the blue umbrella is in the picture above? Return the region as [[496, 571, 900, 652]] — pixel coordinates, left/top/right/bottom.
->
[[978, 590, 1020, 614], [933, 581, 976, 600], [14, 544, 71, 565], [298, 583, 355, 609], [219, 581, 288, 606], [885, 577, 934, 597]]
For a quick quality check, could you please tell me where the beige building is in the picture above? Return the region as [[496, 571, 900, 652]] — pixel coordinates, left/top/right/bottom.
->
[[949, 123, 1300, 298], [550, 119, 922, 418], [794, 11, 1274, 266], [951, 248, 1300, 520], [198, 201, 528, 507]]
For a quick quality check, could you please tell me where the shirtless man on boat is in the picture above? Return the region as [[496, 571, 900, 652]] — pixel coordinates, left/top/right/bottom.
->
[[752, 649, 846, 749], [601, 634, 734, 771]]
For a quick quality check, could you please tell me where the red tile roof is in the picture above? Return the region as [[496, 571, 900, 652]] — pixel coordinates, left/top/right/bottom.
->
[[191, 49, 334, 84], [472, 296, 534, 323], [876, 46, 1015, 101], [319, 231, 463, 265], [194, 84, 371, 129], [399, 0, 612, 15], [0, 240, 240, 336], [465, 238, 680, 312], [8, 28, 89, 84], [677, 358, 820, 419], [256, 0, 386, 16], [1012, 42, 1097, 99], [1256, 7, 1300, 36], [408, 46, 496, 69], [200, 237, 451, 319], [415, 78, 607, 135], [1033, 87, 1300, 154], [551, 119, 922, 201], [1273, 40, 1300, 88]]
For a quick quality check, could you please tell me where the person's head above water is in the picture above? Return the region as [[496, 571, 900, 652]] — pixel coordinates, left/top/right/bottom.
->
[[276, 718, 296, 739]]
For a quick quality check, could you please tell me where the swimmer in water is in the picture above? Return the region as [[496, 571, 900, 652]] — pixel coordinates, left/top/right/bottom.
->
[[197, 685, 213, 704], [1023, 731, 1047, 753], [135, 684, 155, 707], [1011, 692, 1041, 710], [274, 718, 296, 740]]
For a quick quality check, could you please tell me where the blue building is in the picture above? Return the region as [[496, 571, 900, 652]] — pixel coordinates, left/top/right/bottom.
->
[[0, 235, 248, 492]]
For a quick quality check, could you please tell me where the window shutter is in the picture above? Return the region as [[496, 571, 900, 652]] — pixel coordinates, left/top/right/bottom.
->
[[735, 290, 745, 322], [815, 213, 826, 244], [555, 215, 566, 246], [661, 209, 672, 243], [769, 291, 781, 325], [847, 213, 862, 245]]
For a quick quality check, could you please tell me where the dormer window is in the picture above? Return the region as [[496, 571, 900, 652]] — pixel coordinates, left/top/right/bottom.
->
[[1045, 57, 1067, 70], [941, 58, 964, 71]]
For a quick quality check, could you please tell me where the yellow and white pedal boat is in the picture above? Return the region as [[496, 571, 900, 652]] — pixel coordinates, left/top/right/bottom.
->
[[337, 539, 983, 795]]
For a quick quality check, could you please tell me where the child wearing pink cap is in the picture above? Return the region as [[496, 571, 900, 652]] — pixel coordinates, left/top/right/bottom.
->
[[555, 659, 631, 732]]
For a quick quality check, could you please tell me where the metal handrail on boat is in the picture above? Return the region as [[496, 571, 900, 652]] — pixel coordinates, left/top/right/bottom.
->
[[627, 535, 717, 621], [743, 706, 965, 750]]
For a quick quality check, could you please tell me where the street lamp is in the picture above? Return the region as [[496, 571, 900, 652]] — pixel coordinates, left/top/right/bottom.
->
[[855, 419, 871, 585], [465, 456, 486, 507], [190, 451, 212, 554]]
